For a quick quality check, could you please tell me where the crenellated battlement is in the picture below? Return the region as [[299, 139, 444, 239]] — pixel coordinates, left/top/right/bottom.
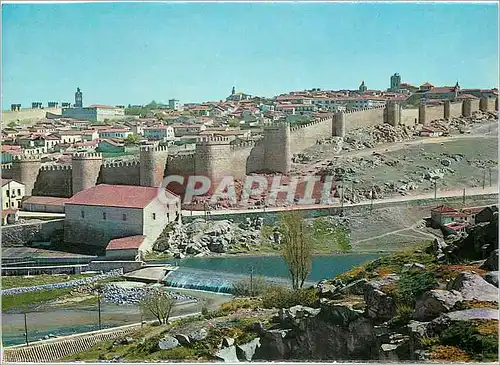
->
[[290, 114, 333, 132], [12, 154, 42, 162], [1, 163, 13, 170], [139, 144, 168, 152], [102, 160, 140, 168], [197, 136, 233, 144], [40, 164, 72, 171], [343, 104, 386, 114], [72, 152, 102, 160], [168, 153, 194, 161], [230, 140, 256, 150]]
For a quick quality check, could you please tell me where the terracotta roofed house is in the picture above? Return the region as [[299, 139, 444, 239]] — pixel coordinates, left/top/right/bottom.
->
[[64, 184, 181, 256]]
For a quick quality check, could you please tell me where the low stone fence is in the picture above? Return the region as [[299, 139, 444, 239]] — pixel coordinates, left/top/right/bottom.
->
[[2, 269, 123, 296], [88, 260, 144, 273]]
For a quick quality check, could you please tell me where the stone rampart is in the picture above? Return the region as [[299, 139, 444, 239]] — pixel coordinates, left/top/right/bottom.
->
[[290, 115, 333, 154], [343, 105, 385, 132]]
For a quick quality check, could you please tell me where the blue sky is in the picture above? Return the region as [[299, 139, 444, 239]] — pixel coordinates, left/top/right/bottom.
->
[[1, 2, 498, 108]]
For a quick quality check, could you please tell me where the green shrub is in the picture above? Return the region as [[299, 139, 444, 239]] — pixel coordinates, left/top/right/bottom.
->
[[155, 346, 198, 360], [440, 321, 499, 361], [395, 270, 438, 304], [232, 276, 271, 297], [392, 302, 414, 326], [261, 286, 318, 309]]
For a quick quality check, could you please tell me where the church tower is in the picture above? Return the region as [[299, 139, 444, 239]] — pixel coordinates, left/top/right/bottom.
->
[[75, 87, 83, 108], [359, 81, 367, 92], [231, 86, 235, 95]]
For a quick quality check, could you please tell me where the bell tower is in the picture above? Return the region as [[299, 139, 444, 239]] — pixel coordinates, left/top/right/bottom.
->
[[75, 87, 83, 108]]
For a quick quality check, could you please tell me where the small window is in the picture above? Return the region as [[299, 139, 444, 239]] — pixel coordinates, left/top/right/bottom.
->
[[11, 202, 15, 207], [17, 201, 21, 208], [123, 214, 127, 221], [17, 189, 21, 195], [6, 190, 9, 198], [152, 213, 156, 220], [103, 212, 107, 220], [81, 211, 85, 218], [5, 202, 8, 208]]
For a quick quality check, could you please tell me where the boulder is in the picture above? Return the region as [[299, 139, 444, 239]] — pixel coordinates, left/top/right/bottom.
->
[[221, 337, 235, 348], [412, 290, 463, 321], [446, 271, 498, 303], [278, 305, 321, 324], [364, 285, 396, 322], [158, 335, 179, 350], [236, 337, 261, 361], [174, 333, 190, 345], [320, 301, 364, 326], [480, 249, 499, 271], [339, 279, 368, 296], [254, 329, 291, 360], [484, 271, 499, 287], [317, 280, 339, 299], [188, 328, 208, 342], [215, 345, 239, 363]]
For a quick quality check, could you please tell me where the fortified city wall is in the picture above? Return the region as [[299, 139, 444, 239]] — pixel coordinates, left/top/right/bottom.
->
[[2, 107, 62, 123], [2, 97, 496, 198]]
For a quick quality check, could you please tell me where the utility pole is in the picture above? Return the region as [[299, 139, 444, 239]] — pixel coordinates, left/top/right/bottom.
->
[[434, 179, 437, 200], [489, 168, 492, 187], [370, 187, 374, 214], [340, 184, 344, 214], [24, 312, 29, 346], [462, 188, 466, 205], [97, 289, 102, 330], [250, 266, 254, 297]]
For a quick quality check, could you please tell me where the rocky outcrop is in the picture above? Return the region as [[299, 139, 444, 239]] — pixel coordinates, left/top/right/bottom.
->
[[481, 249, 499, 271], [236, 338, 261, 361], [158, 336, 179, 350], [484, 271, 499, 287], [412, 290, 463, 321], [215, 345, 239, 363], [446, 271, 498, 303]]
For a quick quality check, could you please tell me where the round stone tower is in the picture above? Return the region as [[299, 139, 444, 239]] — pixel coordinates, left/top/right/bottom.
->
[[479, 97, 488, 112], [462, 99, 472, 117], [444, 100, 451, 120], [71, 152, 103, 195], [139, 145, 169, 187], [263, 122, 291, 174], [333, 112, 346, 137], [12, 154, 42, 196], [386, 101, 401, 126], [195, 137, 232, 184]]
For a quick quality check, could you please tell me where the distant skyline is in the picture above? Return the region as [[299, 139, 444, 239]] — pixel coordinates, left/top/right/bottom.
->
[[2, 2, 498, 108]]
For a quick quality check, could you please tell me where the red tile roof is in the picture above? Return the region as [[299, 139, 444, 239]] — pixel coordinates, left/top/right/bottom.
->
[[432, 205, 458, 213], [88, 104, 119, 109], [106, 235, 146, 250], [67, 184, 178, 209]]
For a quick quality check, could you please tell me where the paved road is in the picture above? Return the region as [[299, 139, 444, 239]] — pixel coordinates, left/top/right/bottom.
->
[[182, 185, 498, 217]]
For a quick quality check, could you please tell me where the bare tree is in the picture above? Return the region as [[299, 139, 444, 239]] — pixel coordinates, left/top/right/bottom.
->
[[279, 210, 312, 290], [140, 288, 175, 325]]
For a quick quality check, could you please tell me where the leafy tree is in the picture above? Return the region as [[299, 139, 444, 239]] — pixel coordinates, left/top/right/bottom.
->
[[279, 211, 313, 290], [228, 118, 241, 128], [124, 133, 140, 146], [140, 288, 175, 325]]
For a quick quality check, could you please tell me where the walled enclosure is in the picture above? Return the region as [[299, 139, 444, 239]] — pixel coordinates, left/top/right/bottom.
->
[[4, 97, 496, 198]]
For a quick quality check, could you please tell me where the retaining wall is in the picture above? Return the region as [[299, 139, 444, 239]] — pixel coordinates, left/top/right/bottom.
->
[[1, 219, 64, 246]]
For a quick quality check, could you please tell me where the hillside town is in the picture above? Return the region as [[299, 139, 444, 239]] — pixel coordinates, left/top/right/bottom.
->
[[1, 1, 499, 363]]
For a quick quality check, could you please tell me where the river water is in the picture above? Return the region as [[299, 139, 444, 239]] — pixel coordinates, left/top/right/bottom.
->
[[3, 253, 380, 347]]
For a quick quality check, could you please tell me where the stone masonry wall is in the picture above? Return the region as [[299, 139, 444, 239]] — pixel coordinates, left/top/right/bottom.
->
[[449, 102, 463, 118], [289, 115, 333, 154], [33, 166, 72, 197], [100, 161, 140, 186], [400, 108, 418, 126], [423, 104, 444, 124], [343, 106, 385, 132]]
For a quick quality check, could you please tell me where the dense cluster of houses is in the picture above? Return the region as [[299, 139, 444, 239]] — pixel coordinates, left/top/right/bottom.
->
[[430, 204, 498, 235]]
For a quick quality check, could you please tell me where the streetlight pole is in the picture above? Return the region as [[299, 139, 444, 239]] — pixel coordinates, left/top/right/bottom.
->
[[250, 266, 254, 297], [462, 188, 466, 205], [489, 168, 492, 187], [24, 312, 29, 346], [434, 179, 437, 200]]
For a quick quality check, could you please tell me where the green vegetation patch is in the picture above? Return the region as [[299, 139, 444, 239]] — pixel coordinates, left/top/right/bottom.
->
[[2, 287, 74, 311], [1, 274, 90, 290]]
